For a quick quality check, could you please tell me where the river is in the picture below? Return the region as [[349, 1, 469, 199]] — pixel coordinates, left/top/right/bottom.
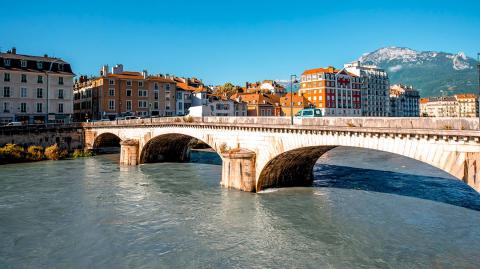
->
[[0, 147, 479, 268]]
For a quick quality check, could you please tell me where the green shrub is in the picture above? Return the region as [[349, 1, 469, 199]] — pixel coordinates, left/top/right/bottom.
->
[[72, 149, 94, 158], [26, 145, 44, 161], [44, 144, 68, 160]]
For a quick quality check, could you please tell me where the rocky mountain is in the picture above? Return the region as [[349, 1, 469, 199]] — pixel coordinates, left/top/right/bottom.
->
[[358, 47, 478, 97]]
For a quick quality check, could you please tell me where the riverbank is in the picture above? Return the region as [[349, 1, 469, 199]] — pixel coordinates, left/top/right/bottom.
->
[[0, 143, 93, 165]]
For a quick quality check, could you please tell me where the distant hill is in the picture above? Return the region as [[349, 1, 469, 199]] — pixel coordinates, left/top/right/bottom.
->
[[358, 47, 479, 97]]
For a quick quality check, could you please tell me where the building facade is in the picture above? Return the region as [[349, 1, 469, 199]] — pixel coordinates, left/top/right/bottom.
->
[[455, 94, 478, 117], [279, 93, 311, 116], [244, 80, 286, 96], [299, 67, 362, 116], [344, 61, 390, 116], [389, 84, 420, 117], [0, 48, 74, 124], [420, 94, 478, 117], [73, 64, 176, 121]]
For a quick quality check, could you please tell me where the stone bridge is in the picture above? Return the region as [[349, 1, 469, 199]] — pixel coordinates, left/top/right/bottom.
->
[[83, 117, 480, 193]]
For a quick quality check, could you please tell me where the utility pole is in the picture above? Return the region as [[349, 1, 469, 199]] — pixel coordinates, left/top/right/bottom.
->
[[290, 74, 297, 125]]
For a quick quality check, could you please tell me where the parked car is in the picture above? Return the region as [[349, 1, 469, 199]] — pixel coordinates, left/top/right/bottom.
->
[[5, 122, 23, 126], [295, 108, 322, 118]]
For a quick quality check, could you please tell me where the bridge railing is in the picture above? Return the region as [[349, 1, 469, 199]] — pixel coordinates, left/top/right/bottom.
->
[[81, 116, 480, 131]]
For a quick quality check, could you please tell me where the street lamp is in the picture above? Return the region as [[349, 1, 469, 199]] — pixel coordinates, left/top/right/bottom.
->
[[290, 74, 298, 125], [477, 53, 480, 128]]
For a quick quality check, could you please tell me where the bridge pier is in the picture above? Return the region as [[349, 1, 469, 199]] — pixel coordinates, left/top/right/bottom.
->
[[120, 139, 140, 165], [221, 149, 256, 192]]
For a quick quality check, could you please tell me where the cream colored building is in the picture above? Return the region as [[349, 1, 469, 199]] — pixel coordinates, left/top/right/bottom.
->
[[455, 94, 478, 117], [420, 94, 478, 117], [0, 48, 74, 124]]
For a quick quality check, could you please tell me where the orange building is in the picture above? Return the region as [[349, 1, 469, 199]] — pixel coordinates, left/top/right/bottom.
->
[[279, 93, 312, 116], [299, 66, 361, 116], [230, 93, 282, 116], [74, 64, 175, 121]]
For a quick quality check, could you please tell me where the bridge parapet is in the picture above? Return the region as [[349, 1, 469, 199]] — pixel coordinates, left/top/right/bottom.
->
[[82, 117, 480, 131]]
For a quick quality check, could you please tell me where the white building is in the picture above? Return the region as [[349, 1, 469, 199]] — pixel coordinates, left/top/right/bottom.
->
[[0, 48, 75, 124], [344, 61, 390, 116], [389, 84, 420, 117], [188, 92, 247, 117]]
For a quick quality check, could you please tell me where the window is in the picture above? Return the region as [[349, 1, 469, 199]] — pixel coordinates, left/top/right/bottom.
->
[[109, 79, 115, 85], [166, 84, 170, 91], [21, 60, 27, 68], [126, 89, 132, 97], [37, 75, 43, 83], [58, 77, 64, 85], [3, 102, 9, 112], [4, 73, 10, 82], [154, 83, 158, 90], [20, 103, 27, 113], [138, 101, 147, 108], [126, 80, 132, 87], [58, 89, 64, 99], [176, 92, 182, 100], [3, 87, 10, 97], [138, 81, 144, 87], [58, 103, 64, 113], [4, 59, 11, 66], [21, 74, 27, 83], [138, 90, 147, 97], [36, 103, 42, 112], [108, 100, 115, 110], [37, 88, 43, 98], [37, 61, 43, 69], [58, 64, 64, 71], [154, 102, 159, 109], [21, 87, 27, 98], [154, 91, 159, 100], [109, 88, 115, 96], [126, 100, 132, 110]]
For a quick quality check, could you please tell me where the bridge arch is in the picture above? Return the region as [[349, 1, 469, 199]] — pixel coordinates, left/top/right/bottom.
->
[[92, 132, 121, 149], [139, 133, 221, 164], [255, 138, 475, 192]]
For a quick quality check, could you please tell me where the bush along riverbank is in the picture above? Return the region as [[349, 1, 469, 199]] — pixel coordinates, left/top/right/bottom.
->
[[0, 144, 93, 165]]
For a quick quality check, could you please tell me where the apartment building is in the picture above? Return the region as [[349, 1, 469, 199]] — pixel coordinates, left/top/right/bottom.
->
[[279, 93, 311, 116], [389, 84, 420, 117], [0, 47, 74, 124], [420, 96, 458, 117], [174, 77, 204, 116], [299, 67, 362, 116], [456, 93, 478, 117], [230, 93, 282, 116], [420, 94, 478, 117], [344, 61, 390, 116], [188, 91, 247, 117], [73, 64, 175, 121]]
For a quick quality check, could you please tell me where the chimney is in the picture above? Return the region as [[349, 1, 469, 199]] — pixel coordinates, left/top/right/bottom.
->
[[142, 70, 148, 79], [100, 65, 109, 77], [11, 47, 16, 54]]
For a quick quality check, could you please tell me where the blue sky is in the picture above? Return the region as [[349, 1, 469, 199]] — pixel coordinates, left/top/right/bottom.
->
[[1, 0, 479, 85]]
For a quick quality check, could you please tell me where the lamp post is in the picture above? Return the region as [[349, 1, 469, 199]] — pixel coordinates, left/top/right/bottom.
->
[[290, 74, 297, 125], [477, 53, 480, 128]]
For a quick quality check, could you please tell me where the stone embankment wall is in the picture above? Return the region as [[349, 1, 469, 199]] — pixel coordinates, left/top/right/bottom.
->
[[0, 125, 84, 150]]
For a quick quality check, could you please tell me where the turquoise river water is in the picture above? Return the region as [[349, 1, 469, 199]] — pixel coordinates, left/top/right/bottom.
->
[[0, 147, 480, 268]]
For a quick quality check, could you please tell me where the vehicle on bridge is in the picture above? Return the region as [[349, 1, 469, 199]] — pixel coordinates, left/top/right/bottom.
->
[[295, 108, 322, 118]]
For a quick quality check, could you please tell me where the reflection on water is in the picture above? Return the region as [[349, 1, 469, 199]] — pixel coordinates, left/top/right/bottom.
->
[[0, 147, 479, 268]]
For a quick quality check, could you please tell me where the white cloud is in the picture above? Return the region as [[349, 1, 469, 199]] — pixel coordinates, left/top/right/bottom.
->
[[389, 64, 403, 72]]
